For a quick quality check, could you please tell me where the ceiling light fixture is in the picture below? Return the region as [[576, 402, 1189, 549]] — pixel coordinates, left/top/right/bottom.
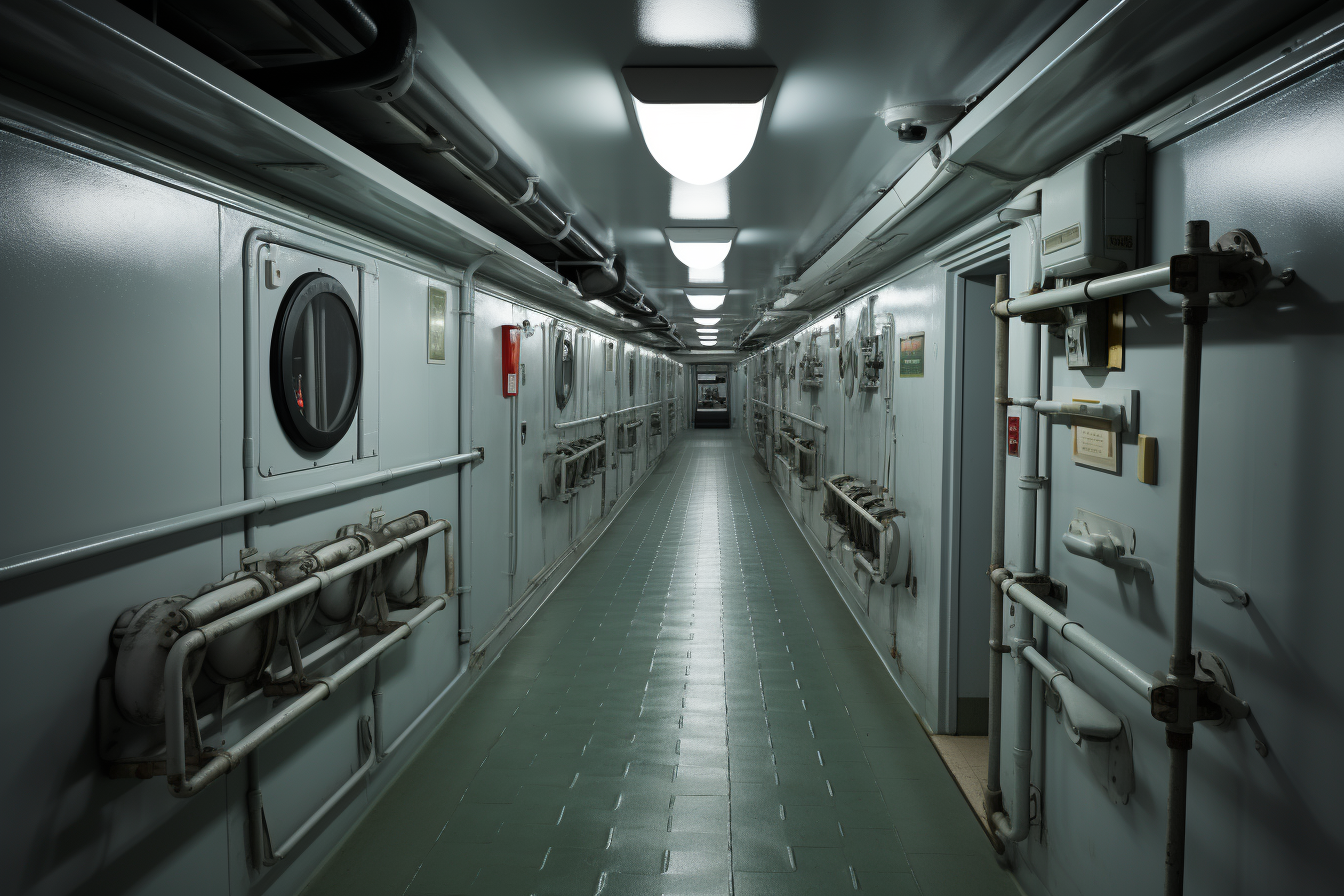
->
[[685, 291, 726, 311], [670, 177, 730, 220], [688, 263, 724, 284], [624, 67, 776, 186], [696, 328, 720, 334], [693, 317, 720, 326], [666, 227, 736, 268]]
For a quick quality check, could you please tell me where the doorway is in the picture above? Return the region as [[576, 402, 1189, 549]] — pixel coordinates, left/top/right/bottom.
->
[[694, 364, 731, 428], [951, 262, 1006, 734]]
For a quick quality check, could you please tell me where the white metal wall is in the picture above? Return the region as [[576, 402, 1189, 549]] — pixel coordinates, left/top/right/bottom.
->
[[0, 123, 680, 896]]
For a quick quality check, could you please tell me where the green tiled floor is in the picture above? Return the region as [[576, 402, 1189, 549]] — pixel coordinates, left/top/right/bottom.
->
[[303, 431, 1017, 896]]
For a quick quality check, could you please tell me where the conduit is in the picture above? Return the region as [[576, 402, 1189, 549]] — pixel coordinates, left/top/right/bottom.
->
[[984, 274, 1010, 841], [0, 450, 477, 582], [164, 520, 450, 797]]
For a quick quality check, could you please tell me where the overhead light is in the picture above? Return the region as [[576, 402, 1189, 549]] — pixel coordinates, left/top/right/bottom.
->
[[670, 177, 730, 220], [693, 317, 720, 325], [666, 227, 736, 268], [636, 0, 756, 49], [686, 291, 726, 311], [624, 67, 776, 185], [696, 328, 720, 334], [688, 263, 724, 284]]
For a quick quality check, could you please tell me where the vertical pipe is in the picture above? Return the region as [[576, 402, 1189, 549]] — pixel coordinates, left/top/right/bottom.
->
[[458, 253, 495, 671], [1017, 322, 1042, 574], [372, 656, 385, 759], [992, 603, 1034, 843], [985, 275, 1010, 829], [1165, 221, 1209, 896]]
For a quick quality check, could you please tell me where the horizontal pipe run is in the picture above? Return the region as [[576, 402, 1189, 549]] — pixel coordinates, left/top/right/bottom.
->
[[823, 478, 887, 532], [554, 412, 608, 430], [750, 398, 828, 432], [165, 521, 447, 790], [171, 596, 447, 797], [0, 452, 477, 582], [995, 262, 1171, 316], [1002, 579, 1161, 699], [215, 628, 364, 723], [201, 521, 448, 642], [616, 400, 668, 414], [560, 439, 606, 467], [779, 432, 817, 456]]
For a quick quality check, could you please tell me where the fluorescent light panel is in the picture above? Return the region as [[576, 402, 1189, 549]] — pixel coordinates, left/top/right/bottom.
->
[[688, 263, 724, 284], [693, 317, 720, 325], [686, 292, 726, 311], [670, 178, 730, 220], [636, 0, 756, 49]]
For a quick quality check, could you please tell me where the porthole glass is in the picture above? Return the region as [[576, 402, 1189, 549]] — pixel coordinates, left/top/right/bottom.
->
[[554, 330, 574, 410], [270, 273, 362, 451]]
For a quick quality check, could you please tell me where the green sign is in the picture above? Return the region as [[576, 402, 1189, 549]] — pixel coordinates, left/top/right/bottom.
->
[[899, 332, 924, 378]]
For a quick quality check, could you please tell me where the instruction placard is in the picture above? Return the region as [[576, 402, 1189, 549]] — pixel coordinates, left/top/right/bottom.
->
[[1072, 420, 1118, 473], [899, 332, 925, 378]]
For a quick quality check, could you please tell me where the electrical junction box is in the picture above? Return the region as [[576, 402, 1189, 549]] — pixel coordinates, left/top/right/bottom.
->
[[1040, 134, 1146, 280]]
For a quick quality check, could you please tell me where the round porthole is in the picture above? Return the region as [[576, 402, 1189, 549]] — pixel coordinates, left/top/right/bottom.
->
[[270, 272, 362, 452], [554, 330, 574, 410]]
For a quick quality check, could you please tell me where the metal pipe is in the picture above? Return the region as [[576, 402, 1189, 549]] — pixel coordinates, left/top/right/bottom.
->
[[986, 274, 1010, 828], [168, 594, 447, 797], [822, 478, 887, 531], [1001, 578, 1161, 699], [554, 412, 608, 430], [992, 603, 1033, 843], [0, 452, 475, 582], [1166, 221, 1211, 896], [164, 521, 445, 790], [749, 398, 828, 432], [256, 715, 375, 865], [996, 262, 1171, 317], [1014, 398, 1124, 427], [1018, 323, 1042, 574], [458, 254, 497, 671]]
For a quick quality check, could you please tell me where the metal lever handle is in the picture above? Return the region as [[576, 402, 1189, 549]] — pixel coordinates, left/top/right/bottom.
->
[[1061, 531, 1154, 582]]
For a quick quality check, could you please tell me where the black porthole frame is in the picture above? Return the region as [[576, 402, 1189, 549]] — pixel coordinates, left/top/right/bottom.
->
[[270, 272, 363, 452], [554, 330, 574, 410]]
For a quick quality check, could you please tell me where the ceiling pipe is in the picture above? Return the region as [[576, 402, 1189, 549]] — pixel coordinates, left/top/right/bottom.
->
[[241, 0, 416, 96], [233, 0, 663, 342]]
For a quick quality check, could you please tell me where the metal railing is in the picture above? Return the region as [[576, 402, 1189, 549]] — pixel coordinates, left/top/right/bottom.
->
[[0, 451, 479, 582]]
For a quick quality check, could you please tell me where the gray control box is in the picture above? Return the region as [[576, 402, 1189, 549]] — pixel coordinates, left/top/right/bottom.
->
[[1040, 134, 1146, 280]]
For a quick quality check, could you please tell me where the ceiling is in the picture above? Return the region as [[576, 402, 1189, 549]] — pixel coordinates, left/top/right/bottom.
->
[[408, 0, 1080, 347]]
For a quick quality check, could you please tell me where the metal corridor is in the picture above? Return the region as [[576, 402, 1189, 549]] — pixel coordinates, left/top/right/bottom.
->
[[306, 431, 1015, 896]]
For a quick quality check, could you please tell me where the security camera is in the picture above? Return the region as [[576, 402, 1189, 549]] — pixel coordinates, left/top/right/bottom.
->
[[895, 123, 927, 143], [878, 103, 962, 143]]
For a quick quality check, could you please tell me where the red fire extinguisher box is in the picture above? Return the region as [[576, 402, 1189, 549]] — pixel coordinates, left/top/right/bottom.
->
[[502, 324, 521, 397]]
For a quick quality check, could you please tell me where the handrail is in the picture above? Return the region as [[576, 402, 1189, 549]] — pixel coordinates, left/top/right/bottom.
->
[[750, 398, 828, 432], [554, 413, 607, 430], [0, 452, 478, 582], [1001, 576, 1162, 699], [165, 519, 449, 796], [617, 399, 667, 414]]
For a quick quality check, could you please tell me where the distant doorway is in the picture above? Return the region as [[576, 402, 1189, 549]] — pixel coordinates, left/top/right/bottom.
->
[[694, 364, 731, 428], [950, 260, 1007, 734]]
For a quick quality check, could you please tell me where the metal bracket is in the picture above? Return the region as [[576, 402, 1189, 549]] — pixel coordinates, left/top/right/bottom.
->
[[474, 446, 486, 462], [509, 176, 541, 207]]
